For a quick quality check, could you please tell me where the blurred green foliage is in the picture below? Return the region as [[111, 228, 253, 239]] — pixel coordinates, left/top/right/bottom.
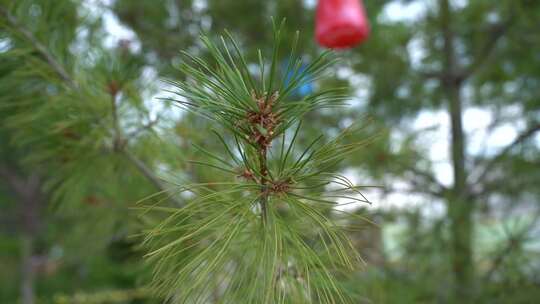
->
[[1, 0, 539, 303]]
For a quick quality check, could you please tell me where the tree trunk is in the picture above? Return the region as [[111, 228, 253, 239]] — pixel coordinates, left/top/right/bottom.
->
[[0, 166, 43, 304], [439, 0, 474, 301], [20, 235, 35, 304], [447, 83, 473, 301], [19, 175, 42, 304]]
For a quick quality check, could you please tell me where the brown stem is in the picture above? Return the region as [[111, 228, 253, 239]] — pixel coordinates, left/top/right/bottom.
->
[[110, 92, 123, 151], [259, 148, 269, 226]]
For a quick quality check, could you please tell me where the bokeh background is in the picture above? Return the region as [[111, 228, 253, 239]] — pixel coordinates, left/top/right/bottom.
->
[[1, 0, 539, 303]]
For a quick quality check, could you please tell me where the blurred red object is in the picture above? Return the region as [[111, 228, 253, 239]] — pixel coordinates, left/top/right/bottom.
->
[[315, 0, 370, 49]]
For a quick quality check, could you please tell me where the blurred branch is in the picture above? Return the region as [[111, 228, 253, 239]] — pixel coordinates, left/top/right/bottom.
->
[[110, 92, 122, 150], [122, 150, 183, 206], [125, 116, 160, 139], [405, 166, 448, 196], [0, 5, 181, 207], [482, 209, 540, 282], [0, 163, 44, 233], [381, 183, 441, 199], [471, 122, 540, 191], [420, 6, 516, 84], [460, 16, 515, 81], [419, 71, 443, 80], [0, 5, 76, 88], [0, 163, 27, 195]]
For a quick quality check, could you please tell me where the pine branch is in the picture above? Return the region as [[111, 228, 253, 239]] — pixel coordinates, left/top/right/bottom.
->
[[109, 91, 122, 150], [125, 116, 160, 139], [141, 24, 366, 303], [471, 122, 540, 190], [0, 5, 76, 88], [421, 4, 517, 83], [459, 15, 516, 81], [482, 209, 540, 282], [0, 4, 182, 207], [404, 165, 448, 195], [123, 150, 183, 207]]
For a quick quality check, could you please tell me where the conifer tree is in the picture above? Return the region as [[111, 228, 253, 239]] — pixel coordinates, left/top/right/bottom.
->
[[140, 22, 371, 303]]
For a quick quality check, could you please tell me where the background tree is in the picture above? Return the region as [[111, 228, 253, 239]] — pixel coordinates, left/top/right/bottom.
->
[[1, 0, 539, 303]]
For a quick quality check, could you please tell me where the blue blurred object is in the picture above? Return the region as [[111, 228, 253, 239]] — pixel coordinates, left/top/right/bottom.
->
[[283, 61, 314, 98]]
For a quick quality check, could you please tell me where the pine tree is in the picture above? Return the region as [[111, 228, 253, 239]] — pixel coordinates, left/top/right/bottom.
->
[[1, 1, 180, 302], [139, 22, 372, 303], [4, 1, 539, 303]]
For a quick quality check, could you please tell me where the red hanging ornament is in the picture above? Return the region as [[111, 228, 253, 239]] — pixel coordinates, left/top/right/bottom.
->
[[315, 0, 370, 49]]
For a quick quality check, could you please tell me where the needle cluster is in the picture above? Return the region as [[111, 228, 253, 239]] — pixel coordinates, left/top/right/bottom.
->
[[141, 21, 372, 304]]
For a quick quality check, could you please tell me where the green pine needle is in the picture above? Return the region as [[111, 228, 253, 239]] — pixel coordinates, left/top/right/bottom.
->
[[141, 21, 372, 303]]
